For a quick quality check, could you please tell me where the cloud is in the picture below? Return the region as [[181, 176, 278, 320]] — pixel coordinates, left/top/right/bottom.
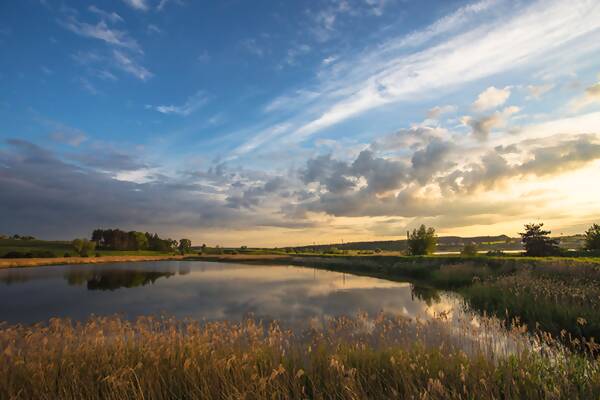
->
[[88, 5, 123, 24], [60, 15, 140, 52], [151, 91, 208, 116], [292, 122, 600, 222], [122, 0, 150, 11], [77, 77, 99, 95], [427, 105, 457, 120], [472, 86, 511, 111], [157, 0, 184, 11], [112, 50, 153, 81], [238, 0, 600, 151], [49, 131, 88, 147], [526, 83, 554, 100], [570, 81, 600, 110], [0, 140, 308, 240], [461, 106, 520, 141], [240, 38, 265, 57], [370, 126, 447, 153], [147, 24, 163, 35]]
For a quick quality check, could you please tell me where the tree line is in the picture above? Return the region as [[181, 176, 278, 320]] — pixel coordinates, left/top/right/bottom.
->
[[405, 222, 600, 257], [68, 229, 192, 257]]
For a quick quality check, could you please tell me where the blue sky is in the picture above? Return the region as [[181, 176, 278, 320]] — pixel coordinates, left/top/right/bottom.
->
[[1, 0, 600, 246]]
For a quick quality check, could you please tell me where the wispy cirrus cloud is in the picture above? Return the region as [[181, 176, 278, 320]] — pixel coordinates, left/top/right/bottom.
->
[[150, 91, 209, 116], [122, 0, 150, 12], [234, 0, 600, 154], [112, 50, 153, 81], [59, 15, 140, 52], [88, 5, 123, 24]]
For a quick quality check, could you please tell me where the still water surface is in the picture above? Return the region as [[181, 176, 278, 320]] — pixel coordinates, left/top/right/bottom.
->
[[0, 261, 464, 325]]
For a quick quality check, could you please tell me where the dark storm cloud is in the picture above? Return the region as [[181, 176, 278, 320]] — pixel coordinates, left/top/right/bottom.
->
[[68, 149, 148, 171], [0, 140, 305, 238]]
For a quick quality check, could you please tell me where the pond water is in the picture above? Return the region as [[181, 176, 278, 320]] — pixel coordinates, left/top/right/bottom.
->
[[0, 261, 465, 326]]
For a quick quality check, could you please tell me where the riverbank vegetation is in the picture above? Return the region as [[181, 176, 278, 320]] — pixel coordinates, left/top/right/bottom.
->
[[1, 229, 194, 258], [1, 314, 599, 399]]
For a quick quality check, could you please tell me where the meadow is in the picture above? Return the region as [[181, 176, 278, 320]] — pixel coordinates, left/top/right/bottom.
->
[[1, 313, 599, 399], [0, 238, 173, 258]]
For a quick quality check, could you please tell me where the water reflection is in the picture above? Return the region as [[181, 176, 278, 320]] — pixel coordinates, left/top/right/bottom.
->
[[65, 269, 175, 291], [0, 261, 462, 326]]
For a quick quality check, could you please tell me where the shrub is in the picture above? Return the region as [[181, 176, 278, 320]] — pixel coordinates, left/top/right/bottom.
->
[[584, 223, 600, 251], [461, 243, 478, 256], [407, 225, 437, 255]]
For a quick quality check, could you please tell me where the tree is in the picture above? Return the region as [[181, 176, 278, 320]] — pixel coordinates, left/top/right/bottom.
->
[[72, 238, 96, 257], [519, 223, 560, 256], [461, 243, 478, 256], [72, 239, 84, 255], [132, 232, 149, 251], [584, 223, 600, 251], [407, 225, 437, 255], [178, 239, 192, 254]]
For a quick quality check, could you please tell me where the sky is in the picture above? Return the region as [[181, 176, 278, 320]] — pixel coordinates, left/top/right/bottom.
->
[[1, 0, 600, 247]]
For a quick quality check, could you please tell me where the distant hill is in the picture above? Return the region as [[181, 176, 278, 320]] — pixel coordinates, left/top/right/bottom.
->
[[284, 234, 586, 253]]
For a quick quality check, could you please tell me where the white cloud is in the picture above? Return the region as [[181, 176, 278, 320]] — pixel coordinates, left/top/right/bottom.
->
[[147, 24, 162, 35], [60, 16, 140, 52], [157, 0, 184, 11], [570, 81, 600, 111], [461, 106, 520, 141], [88, 5, 123, 24], [112, 50, 153, 81], [381, 0, 497, 51], [526, 83, 554, 100], [427, 105, 457, 120], [472, 86, 511, 111], [122, 0, 149, 11], [268, 0, 600, 144], [152, 91, 208, 116], [240, 38, 264, 57]]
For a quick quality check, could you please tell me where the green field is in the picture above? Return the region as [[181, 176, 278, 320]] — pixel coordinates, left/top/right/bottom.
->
[[0, 239, 173, 258]]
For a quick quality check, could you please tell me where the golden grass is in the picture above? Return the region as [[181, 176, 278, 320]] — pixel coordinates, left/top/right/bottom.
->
[[0, 255, 185, 269], [1, 314, 599, 399]]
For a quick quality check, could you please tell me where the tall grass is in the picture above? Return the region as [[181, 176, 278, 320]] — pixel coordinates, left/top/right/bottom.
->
[[1, 314, 599, 399], [463, 270, 600, 343]]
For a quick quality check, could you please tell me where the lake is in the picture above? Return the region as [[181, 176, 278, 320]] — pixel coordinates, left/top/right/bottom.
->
[[0, 261, 465, 326]]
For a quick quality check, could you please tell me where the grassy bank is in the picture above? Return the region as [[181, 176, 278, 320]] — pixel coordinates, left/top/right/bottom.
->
[[0, 238, 174, 259], [1, 314, 599, 399], [0, 254, 185, 269]]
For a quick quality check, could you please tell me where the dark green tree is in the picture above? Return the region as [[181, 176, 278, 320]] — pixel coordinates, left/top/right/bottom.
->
[[407, 224, 437, 255], [584, 223, 600, 251], [178, 239, 192, 254], [72, 238, 96, 257], [519, 223, 560, 256]]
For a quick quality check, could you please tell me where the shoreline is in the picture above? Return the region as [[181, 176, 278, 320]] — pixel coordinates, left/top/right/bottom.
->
[[0, 254, 185, 269]]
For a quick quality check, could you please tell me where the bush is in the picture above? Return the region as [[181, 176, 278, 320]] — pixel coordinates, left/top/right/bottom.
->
[[461, 243, 478, 256], [584, 223, 600, 251], [95, 253, 102, 257], [407, 225, 437, 255], [64, 253, 71, 258]]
